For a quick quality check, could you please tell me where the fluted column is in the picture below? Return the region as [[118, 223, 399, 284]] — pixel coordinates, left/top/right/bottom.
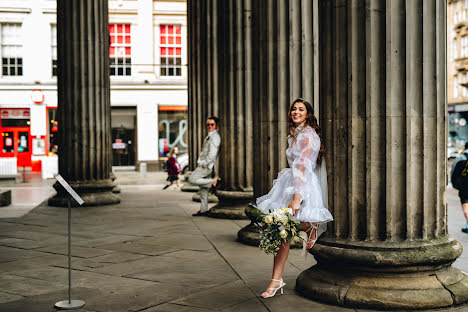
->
[[184, 0, 220, 195], [49, 0, 119, 207], [238, 0, 318, 244], [208, 0, 254, 219], [296, 1, 468, 309]]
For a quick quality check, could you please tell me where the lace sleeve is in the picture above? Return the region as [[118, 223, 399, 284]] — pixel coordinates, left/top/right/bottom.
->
[[291, 129, 318, 199]]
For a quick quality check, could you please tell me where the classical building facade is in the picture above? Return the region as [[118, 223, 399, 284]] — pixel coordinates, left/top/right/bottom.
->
[[0, 0, 187, 176], [189, 0, 468, 309]]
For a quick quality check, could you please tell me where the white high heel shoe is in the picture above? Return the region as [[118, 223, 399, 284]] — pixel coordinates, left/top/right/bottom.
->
[[301, 223, 319, 256], [261, 278, 286, 298]]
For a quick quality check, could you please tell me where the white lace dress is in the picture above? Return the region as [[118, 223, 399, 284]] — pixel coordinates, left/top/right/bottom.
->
[[256, 125, 333, 226]]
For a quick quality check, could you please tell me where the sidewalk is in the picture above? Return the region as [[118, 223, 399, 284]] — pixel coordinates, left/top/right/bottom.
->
[[0, 172, 467, 311]]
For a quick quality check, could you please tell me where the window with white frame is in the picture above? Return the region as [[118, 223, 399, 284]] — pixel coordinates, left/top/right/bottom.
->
[[1, 23, 22, 76], [455, 38, 458, 59], [51, 24, 57, 76], [455, 76, 460, 98], [109, 24, 131, 76], [462, 36, 468, 57], [463, 73, 468, 97], [463, 1, 467, 20], [160, 25, 182, 77]]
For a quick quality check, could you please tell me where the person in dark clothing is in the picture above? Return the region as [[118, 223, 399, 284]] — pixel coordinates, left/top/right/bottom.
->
[[451, 142, 468, 233], [163, 147, 182, 189]]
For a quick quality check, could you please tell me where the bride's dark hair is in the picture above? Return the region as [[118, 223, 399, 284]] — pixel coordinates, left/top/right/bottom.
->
[[287, 98, 325, 164]]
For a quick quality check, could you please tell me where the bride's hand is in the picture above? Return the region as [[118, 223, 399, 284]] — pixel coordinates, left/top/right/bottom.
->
[[288, 197, 301, 216]]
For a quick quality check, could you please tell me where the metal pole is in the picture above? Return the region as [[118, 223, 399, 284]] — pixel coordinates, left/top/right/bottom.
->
[[68, 197, 71, 304], [54, 195, 85, 310]]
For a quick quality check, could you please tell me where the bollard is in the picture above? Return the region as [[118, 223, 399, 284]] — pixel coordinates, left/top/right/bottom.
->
[[140, 162, 147, 179]]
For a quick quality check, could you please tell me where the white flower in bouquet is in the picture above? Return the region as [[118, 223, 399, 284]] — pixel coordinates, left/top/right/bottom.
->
[[279, 230, 287, 238], [264, 215, 274, 224]]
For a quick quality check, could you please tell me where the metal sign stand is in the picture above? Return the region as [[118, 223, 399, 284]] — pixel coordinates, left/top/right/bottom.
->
[[53, 174, 85, 310]]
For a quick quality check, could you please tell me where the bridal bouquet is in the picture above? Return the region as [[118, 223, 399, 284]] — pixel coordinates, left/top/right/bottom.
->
[[257, 208, 302, 256]]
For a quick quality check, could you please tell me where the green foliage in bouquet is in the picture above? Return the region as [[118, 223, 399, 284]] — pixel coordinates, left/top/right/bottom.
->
[[255, 207, 303, 256]]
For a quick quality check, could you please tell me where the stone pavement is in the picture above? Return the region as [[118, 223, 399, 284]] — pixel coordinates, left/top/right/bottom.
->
[[0, 172, 468, 311]]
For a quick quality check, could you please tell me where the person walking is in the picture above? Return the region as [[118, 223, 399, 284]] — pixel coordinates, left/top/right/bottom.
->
[[163, 147, 182, 189], [451, 142, 468, 233], [189, 116, 221, 216], [256, 98, 333, 298]]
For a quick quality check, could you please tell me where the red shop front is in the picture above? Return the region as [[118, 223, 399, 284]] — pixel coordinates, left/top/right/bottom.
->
[[0, 108, 32, 168]]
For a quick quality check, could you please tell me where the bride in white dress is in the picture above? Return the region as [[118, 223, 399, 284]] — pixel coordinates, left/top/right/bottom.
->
[[257, 98, 333, 298]]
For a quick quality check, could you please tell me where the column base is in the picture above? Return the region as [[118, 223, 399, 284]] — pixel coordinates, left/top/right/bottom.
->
[[48, 179, 120, 207], [181, 172, 198, 192], [237, 204, 303, 248], [192, 191, 218, 203], [208, 190, 252, 219], [296, 237, 468, 310], [181, 183, 199, 192]]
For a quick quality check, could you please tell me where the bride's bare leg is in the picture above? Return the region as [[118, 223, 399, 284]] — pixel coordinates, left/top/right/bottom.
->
[[261, 242, 290, 298]]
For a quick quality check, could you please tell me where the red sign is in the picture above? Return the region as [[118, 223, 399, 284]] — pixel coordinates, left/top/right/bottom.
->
[[31, 90, 44, 104], [0, 109, 30, 119]]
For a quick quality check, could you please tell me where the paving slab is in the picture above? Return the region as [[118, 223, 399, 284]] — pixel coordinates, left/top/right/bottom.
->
[[0, 274, 65, 297], [52, 252, 149, 270], [170, 280, 256, 310], [82, 282, 201, 312], [0, 254, 77, 273], [0, 286, 99, 312], [261, 293, 357, 312], [131, 232, 214, 251], [125, 256, 239, 289], [0, 246, 48, 263], [221, 297, 268, 312], [142, 303, 215, 312], [92, 255, 180, 277], [97, 241, 179, 256], [0, 291, 23, 304], [11, 266, 156, 294], [36, 244, 117, 258], [72, 235, 142, 248]]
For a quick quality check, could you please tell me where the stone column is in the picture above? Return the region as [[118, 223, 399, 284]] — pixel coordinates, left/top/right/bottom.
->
[[238, 0, 318, 243], [296, 1, 468, 309], [184, 0, 220, 195], [48, 0, 120, 207], [208, 0, 254, 219]]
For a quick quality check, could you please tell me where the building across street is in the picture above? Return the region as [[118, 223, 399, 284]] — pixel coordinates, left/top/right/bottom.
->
[[0, 0, 188, 177]]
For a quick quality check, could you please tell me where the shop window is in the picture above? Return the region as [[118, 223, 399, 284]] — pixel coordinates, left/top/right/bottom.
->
[[18, 131, 29, 152], [2, 132, 13, 153], [1, 23, 23, 76], [109, 24, 131, 76], [51, 24, 57, 76], [48, 108, 58, 155], [160, 25, 182, 77], [158, 105, 187, 157]]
